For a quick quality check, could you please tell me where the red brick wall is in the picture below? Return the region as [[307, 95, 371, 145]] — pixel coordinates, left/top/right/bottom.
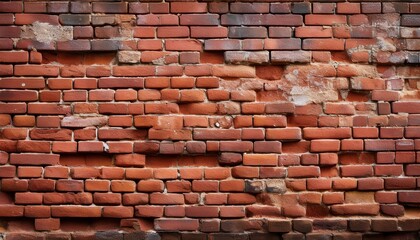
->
[[0, 0, 420, 239]]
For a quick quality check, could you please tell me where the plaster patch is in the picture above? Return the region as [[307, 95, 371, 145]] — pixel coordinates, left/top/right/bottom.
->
[[280, 65, 339, 105], [21, 22, 73, 44]]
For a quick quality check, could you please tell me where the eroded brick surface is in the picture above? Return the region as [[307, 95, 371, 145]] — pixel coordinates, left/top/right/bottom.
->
[[0, 0, 419, 238]]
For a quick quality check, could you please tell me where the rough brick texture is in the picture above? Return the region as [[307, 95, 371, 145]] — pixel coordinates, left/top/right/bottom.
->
[[0, 0, 420, 238]]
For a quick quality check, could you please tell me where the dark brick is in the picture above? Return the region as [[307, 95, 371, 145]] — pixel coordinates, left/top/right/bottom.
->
[[219, 153, 242, 165], [306, 233, 332, 240], [230, 3, 269, 13], [57, 40, 91, 51], [4, 233, 44, 240], [47, 2, 69, 13], [292, 2, 311, 14], [59, 14, 90, 26], [407, 52, 419, 63], [332, 233, 362, 240], [124, 232, 160, 240], [249, 233, 281, 240], [95, 231, 123, 240], [293, 219, 313, 233], [270, 3, 291, 13], [348, 219, 371, 232], [70, 2, 91, 13], [45, 232, 71, 240], [313, 219, 347, 231], [401, 15, 420, 26], [93, 2, 127, 13], [268, 220, 292, 233], [0, 26, 21, 38], [181, 233, 207, 240], [361, 2, 381, 13], [383, 3, 409, 13], [91, 40, 120, 51], [229, 27, 267, 39], [371, 219, 398, 232], [160, 233, 180, 240], [282, 233, 305, 240]]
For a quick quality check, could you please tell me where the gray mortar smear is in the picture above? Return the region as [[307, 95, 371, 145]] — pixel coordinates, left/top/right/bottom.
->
[[21, 22, 73, 44]]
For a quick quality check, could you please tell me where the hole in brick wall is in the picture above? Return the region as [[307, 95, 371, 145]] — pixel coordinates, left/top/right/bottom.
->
[[41, 51, 116, 65], [60, 218, 121, 232]]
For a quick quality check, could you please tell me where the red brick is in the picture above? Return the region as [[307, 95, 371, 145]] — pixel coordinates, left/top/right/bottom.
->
[[10, 153, 59, 166], [375, 165, 403, 177], [311, 140, 341, 152], [122, 193, 148, 206], [231, 166, 259, 179], [166, 39, 202, 51], [288, 166, 320, 178], [51, 206, 102, 217], [17, 166, 43, 178], [0, 78, 45, 89], [17, 140, 50, 153], [254, 116, 286, 127], [0, 205, 24, 217], [0, 65, 13, 76], [155, 219, 199, 231], [1, 179, 28, 192], [341, 165, 373, 177], [217, 179, 244, 193], [219, 206, 245, 218], [115, 154, 145, 167], [85, 180, 110, 192], [221, 14, 302, 26], [103, 206, 133, 218], [150, 193, 184, 205], [192, 180, 219, 192], [358, 178, 384, 190], [305, 14, 347, 25], [303, 39, 345, 50], [371, 219, 398, 232], [15, 65, 59, 77], [24, 206, 50, 218], [194, 129, 241, 140], [331, 204, 379, 216], [0, 51, 29, 63], [191, 27, 228, 38], [228, 193, 256, 205], [111, 180, 136, 193], [135, 206, 163, 218], [93, 192, 122, 205], [56, 180, 83, 192], [205, 193, 228, 205], [15, 192, 43, 204], [337, 3, 360, 13], [137, 179, 163, 192], [35, 218, 60, 231], [243, 154, 277, 166], [266, 128, 302, 140]]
